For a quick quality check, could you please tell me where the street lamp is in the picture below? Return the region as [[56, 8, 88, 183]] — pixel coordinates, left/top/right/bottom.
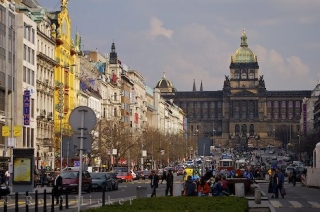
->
[[297, 134, 301, 161], [273, 128, 276, 146]]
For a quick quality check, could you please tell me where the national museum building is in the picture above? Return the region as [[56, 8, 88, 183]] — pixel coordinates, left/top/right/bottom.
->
[[156, 30, 311, 148]]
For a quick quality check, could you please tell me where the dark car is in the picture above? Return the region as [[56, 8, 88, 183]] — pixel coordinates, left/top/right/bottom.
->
[[61, 170, 92, 193], [90, 172, 112, 191], [106, 172, 119, 190], [141, 170, 151, 180]]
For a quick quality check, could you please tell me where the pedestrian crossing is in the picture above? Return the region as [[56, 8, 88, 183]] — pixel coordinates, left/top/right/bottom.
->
[[269, 200, 320, 208]]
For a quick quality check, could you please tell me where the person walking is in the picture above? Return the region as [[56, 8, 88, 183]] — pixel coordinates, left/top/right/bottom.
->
[[271, 168, 279, 198], [40, 166, 46, 187], [165, 169, 174, 196], [277, 168, 285, 198], [149, 170, 159, 197], [53, 173, 63, 205], [4, 170, 10, 186], [161, 169, 167, 184], [292, 169, 297, 187]]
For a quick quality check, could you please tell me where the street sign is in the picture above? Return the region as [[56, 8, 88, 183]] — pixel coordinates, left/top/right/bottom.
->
[[74, 161, 80, 167]]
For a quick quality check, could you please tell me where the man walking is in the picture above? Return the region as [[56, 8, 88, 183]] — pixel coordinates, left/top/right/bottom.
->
[[149, 170, 159, 197], [165, 169, 174, 196], [4, 169, 10, 186], [53, 172, 63, 205]]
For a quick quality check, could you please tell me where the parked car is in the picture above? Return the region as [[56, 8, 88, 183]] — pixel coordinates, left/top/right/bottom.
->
[[61, 170, 92, 193], [90, 172, 112, 191], [141, 170, 151, 180], [106, 172, 119, 190], [116, 172, 133, 182], [176, 168, 184, 176]]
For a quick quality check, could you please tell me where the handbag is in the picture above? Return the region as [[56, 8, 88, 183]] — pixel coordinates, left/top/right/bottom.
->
[[280, 187, 286, 196]]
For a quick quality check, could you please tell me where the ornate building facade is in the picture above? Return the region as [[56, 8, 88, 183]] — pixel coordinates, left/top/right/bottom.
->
[[158, 30, 312, 149]]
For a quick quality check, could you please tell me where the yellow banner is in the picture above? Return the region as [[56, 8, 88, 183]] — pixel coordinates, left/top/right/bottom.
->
[[14, 126, 22, 137], [2, 126, 10, 137]]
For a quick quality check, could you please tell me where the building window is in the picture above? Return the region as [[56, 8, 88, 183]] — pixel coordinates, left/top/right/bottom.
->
[[249, 70, 254, 79], [234, 70, 240, 79], [31, 98, 34, 118], [241, 71, 247, 79]]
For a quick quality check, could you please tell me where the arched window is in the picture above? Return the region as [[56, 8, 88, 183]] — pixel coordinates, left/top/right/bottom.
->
[[234, 70, 240, 79], [235, 124, 240, 136], [250, 124, 254, 136], [241, 70, 247, 79], [249, 70, 255, 79]]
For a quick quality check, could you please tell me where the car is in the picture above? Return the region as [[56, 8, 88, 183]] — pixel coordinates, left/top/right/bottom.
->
[[141, 170, 151, 180], [90, 172, 112, 191], [176, 168, 184, 176], [106, 172, 119, 190], [285, 166, 295, 177], [116, 172, 133, 182], [61, 170, 92, 193]]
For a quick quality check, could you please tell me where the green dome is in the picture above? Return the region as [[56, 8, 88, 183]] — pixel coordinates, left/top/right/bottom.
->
[[232, 29, 257, 63]]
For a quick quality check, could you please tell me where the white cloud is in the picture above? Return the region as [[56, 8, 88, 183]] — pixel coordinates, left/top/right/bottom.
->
[[148, 17, 173, 39]]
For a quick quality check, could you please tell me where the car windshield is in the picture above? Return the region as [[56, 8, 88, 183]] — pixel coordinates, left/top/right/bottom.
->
[[60, 171, 78, 178], [91, 173, 105, 179]]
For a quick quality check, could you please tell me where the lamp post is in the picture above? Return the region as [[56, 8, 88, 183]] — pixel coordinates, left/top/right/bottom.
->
[[297, 134, 301, 161], [273, 128, 276, 146]]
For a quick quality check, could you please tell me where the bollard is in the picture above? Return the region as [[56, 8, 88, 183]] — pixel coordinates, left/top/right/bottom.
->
[[102, 185, 106, 206], [65, 189, 69, 209], [51, 188, 54, 212], [43, 189, 47, 212], [35, 190, 38, 212], [136, 186, 147, 198], [255, 188, 261, 204], [15, 192, 18, 212], [26, 191, 29, 212]]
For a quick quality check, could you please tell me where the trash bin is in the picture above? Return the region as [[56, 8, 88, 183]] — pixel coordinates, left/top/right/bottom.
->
[[136, 186, 147, 199], [234, 183, 244, 197]]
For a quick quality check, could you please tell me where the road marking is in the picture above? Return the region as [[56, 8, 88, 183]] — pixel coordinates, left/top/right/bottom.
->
[[270, 200, 283, 208], [308, 201, 320, 208], [289, 201, 303, 208]]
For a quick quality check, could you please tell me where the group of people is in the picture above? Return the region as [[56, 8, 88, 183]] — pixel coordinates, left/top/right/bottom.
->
[[268, 167, 286, 198], [184, 174, 229, 197], [149, 169, 174, 197]]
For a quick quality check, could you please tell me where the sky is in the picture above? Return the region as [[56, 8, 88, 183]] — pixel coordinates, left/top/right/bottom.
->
[[36, 0, 320, 92]]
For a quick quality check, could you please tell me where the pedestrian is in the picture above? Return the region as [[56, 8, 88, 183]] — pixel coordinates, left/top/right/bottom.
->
[[165, 169, 174, 196], [292, 169, 297, 187], [212, 177, 223, 196], [184, 175, 196, 196], [200, 177, 211, 196], [4, 169, 10, 186], [221, 175, 229, 195], [40, 166, 46, 187], [34, 166, 39, 188], [149, 170, 159, 197], [271, 168, 279, 198], [277, 168, 285, 198], [161, 169, 167, 184], [53, 172, 63, 205]]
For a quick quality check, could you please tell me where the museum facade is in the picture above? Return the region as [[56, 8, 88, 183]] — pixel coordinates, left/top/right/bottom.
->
[[156, 30, 311, 148]]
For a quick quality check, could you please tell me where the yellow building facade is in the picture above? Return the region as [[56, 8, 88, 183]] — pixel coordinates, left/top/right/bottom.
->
[[50, 0, 78, 168]]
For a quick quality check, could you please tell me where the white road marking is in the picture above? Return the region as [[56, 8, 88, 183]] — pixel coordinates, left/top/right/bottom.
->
[[289, 201, 303, 208], [308, 201, 320, 208], [270, 200, 283, 208]]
